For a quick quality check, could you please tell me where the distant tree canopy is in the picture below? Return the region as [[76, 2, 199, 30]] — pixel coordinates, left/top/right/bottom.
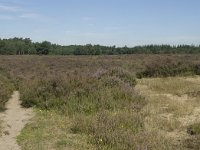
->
[[0, 37, 200, 55], [35, 41, 51, 55]]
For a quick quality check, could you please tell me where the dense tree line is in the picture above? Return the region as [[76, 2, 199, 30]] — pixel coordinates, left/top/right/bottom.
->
[[0, 37, 200, 55]]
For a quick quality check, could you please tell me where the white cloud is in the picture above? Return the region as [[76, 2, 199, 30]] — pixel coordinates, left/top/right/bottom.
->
[[0, 4, 21, 12], [0, 3, 44, 21]]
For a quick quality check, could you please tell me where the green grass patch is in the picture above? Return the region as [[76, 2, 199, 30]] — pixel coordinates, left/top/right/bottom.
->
[[17, 109, 94, 150], [187, 123, 200, 135]]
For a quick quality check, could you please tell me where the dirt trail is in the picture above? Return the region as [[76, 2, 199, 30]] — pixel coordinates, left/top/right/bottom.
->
[[0, 91, 34, 150]]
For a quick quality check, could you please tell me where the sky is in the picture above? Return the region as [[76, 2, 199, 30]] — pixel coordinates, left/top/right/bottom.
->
[[0, 0, 200, 46]]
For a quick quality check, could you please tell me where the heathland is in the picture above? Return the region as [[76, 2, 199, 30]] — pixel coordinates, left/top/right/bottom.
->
[[0, 55, 200, 150]]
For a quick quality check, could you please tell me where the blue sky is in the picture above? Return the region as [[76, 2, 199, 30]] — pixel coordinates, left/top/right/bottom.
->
[[0, 0, 200, 46]]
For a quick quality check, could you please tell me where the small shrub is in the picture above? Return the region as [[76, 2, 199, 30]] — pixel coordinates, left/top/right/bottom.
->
[[136, 59, 199, 78], [109, 68, 137, 86], [20, 77, 70, 109], [187, 123, 200, 135], [195, 64, 200, 75], [184, 123, 200, 150]]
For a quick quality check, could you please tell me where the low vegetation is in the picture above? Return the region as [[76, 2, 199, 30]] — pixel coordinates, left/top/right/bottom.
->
[[0, 55, 200, 149], [0, 70, 14, 111], [18, 67, 147, 149], [136, 58, 200, 78], [17, 110, 94, 150]]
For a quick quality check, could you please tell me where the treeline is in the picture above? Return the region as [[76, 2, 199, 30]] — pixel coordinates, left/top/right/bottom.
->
[[1, 37, 200, 55]]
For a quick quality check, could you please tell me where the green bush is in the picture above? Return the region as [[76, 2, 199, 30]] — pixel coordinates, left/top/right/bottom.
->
[[195, 64, 200, 75], [20, 77, 70, 109], [184, 123, 200, 150], [136, 59, 200, 78], [187, 123, 200, 135], [108, 68, 137, 86]]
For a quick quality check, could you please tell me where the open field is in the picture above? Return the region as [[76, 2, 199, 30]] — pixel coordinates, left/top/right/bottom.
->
[[0, 55, 200, 149]]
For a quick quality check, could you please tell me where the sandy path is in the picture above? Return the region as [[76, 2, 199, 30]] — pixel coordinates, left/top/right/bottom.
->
[[0, 91, 34, 150]]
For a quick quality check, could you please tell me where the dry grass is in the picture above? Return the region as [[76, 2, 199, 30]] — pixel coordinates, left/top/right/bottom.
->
[[136, 76, 200, 149]]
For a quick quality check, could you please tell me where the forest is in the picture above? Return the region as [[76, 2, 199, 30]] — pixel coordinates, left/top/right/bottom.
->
[[1, 37, 200, 55]]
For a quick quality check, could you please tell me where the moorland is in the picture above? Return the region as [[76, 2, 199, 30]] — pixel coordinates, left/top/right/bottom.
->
[[1, 54, 200, 149]]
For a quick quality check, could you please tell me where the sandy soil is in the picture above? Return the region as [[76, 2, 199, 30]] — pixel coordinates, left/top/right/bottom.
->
[[0, 91, 34, 150]]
